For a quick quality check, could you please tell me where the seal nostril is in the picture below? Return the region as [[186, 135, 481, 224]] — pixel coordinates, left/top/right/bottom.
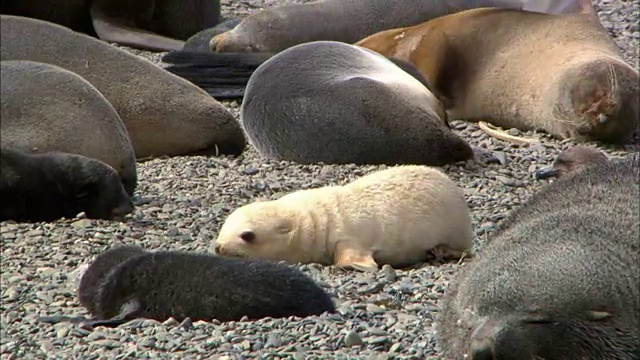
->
[[214, 244, 222, 254]]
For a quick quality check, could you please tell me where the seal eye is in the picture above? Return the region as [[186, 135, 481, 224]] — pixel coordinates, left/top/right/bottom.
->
[[239, 230, 256, 243]]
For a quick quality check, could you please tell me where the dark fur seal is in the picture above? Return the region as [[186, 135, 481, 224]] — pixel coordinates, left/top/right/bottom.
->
[[356, 0, 640, 144], [534, 146, 609, 180], [1, 59, 137, 196], [0, 148, 134, 223], [183, 18, 241, 52], [436, 153, 640, 359], [0, 15, 246, 159], [240, 41, 472, 165], [0, 0, 221, 52], [78, 247, 336, 325]]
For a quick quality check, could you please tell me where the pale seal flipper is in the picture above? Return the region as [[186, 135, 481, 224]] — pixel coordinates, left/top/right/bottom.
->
[[534, 146, 609, 180], [183, 18, 242, 52], [356, 0, 640, 144], [215, 165, 474, 270], [436, 154, 640, 359], [0, 60, 137, 195], [82, 250, 336, 323], [0, 148, 134, 223], [239, 41, 472, 165], [209, 0, 524, 53], [0, 15, 247, 158]]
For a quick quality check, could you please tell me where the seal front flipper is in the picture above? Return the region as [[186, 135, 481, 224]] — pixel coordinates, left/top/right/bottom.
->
[[82, 298, 143, 329], [333, 239, 379, 272], [90, 2, 185, 52]]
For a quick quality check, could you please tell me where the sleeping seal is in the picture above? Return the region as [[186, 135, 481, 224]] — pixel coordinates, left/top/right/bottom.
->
[[239, 40, 473, 165], [436, 153, 640, 359], [355, 0, 640, 144]]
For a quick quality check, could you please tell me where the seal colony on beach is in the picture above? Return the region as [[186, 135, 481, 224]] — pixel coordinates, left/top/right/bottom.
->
[[0, 15, 247, 159], [0, 0, 221, 51], [239, 40, 473, 166], [355, 0, 640, 144], [76, 245, 336, 326], [215, 165, 474, 272], [436, 150, 640, 359]]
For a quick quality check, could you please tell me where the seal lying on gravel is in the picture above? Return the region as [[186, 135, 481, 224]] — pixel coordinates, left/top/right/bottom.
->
[[1, 0, 221, 51], [0, 148, 134, 223], [436, 153, 640, 359], [209, 0, 523, 53], [0, 15, 246, 159], [238, 41, 473, 165], [215, 165, 474, 272], [534, 146, 609, 180], [0, 60, 138, 196], [76, 245, 336, 325], [355, 0, 640, 144]]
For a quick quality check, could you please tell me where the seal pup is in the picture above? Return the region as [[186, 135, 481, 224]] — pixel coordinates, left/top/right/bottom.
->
[[239, 41, 473, 165], [77, 247, 336, 326], [436, 154, 640, 359], [209, 0, 524, 53], [215, 165, 474, 272], [1, 0, 221, 52], [0, 147, 134, 223], [534, 146, 609, 180], [183, 18, 241, 52], [0, 59, 137, 196], [0, 15, 246, 159], [355, 0, 640, 144]]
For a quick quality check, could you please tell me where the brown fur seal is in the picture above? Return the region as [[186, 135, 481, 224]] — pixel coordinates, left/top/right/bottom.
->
[[239, 40, 473, 165], [209, 0, 524, 53], [77, 246, 336, 326], [0, 147, 134, 223], [355, 0, 640, 144], [436, 153, 639, 359], [0, 0, 220, 52], [1, 60, 137, 196], [215, 165, 474, 272], [0, 15, 246, 159], [534, 146, 609, 180]]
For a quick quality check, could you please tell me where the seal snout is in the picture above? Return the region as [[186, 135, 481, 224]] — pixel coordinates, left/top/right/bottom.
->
[[534, 166, 559, 180], [469, 338, 494, 360]]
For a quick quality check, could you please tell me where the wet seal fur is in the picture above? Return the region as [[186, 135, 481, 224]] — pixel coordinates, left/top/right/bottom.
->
[[0, 59, 138, 196], [1, 0, 221, 51], [77, 246, 336, 325], [209, 0, 524, 53], [436, 153, 640, 359], [0, 15, 246, 159], [0, 147, 134, 223], [355, 0, 640, 144], [239, 41, 473, 165], [215, 165, 474, 272]]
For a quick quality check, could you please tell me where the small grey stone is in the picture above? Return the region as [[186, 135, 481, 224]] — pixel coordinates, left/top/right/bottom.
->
[[344, 331, 364, 347]]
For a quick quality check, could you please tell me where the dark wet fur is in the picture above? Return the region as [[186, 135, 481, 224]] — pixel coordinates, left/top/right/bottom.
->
[[437, 154, 640, 359], [83, 248, 336, 323], [0, 147, 134, 222]]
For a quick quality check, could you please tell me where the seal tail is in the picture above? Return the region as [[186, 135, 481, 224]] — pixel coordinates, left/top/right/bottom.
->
[[522, 0, 596, 16], [161, 51, 275, 99]]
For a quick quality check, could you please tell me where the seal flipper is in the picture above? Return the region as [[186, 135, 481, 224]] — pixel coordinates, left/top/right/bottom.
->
[[162, 51, 275, 99], [90, 1, 184, 52], [333, 239, 379, 272], [81, 298, 142, 329]]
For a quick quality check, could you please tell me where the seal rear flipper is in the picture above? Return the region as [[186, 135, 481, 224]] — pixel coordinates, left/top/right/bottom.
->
[[522, 0, 595, 15], [90, 2, 184, 52], [162, 51, 275, 99]]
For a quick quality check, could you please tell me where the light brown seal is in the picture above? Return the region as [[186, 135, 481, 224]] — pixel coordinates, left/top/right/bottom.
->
[[209, 0, 524, 53], [0, 15, 246, 159], [436, 152, 639, 359], [0, 59, 137, 195], [0, 0, 221, 51], [355, 0, 640, 144], [214, 165, 474, 272]]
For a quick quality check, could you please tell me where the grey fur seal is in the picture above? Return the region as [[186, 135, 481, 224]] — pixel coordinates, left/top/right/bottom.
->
[[0, 15, 246, 159], [0, 59, 137, 196], [534, 146, 609, 180], [77, 246, 336, 325], [239, 40, 473, 165], [183, 18, 241, 52], [0, 0, 221, 52], [0, 147, 134, 223], [356, 0, 640, 144], [209, 0, 524, 53], [436, 153, 640, 359]]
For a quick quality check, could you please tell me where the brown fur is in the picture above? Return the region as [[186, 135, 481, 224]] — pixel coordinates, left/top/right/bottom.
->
[[534, 146, 609, 180], [355, 2, 639, 144]]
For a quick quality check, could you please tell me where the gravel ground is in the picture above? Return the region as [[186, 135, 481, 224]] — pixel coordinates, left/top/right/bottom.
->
[[1, 1, 638, 359]]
